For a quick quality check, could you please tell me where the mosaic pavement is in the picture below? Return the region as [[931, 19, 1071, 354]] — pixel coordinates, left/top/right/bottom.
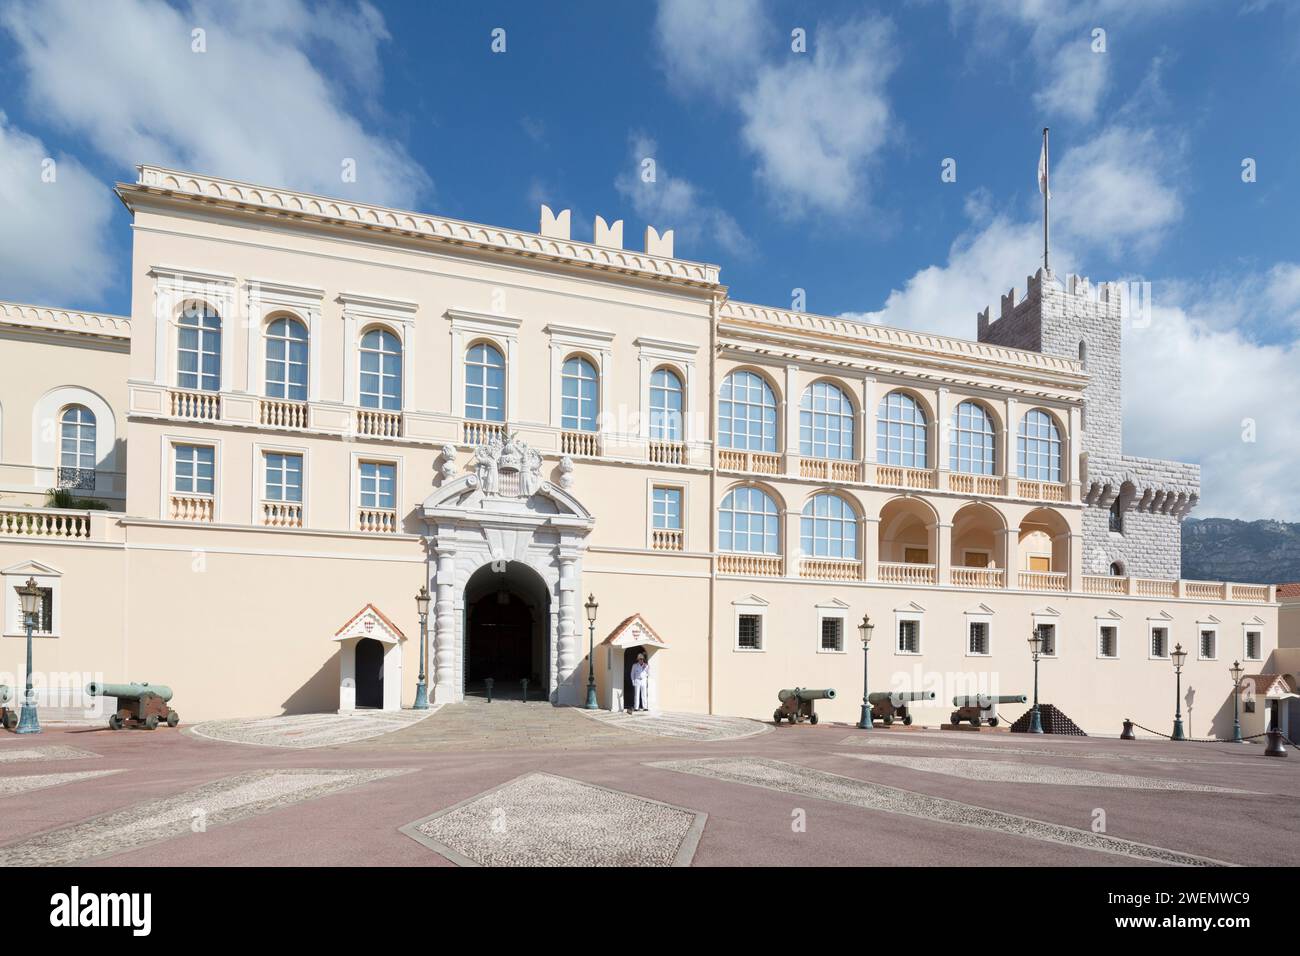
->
[[582, 709, 772, 741], [649, 756, 1231, 866], [836, 753, 1259, 793], [0, 768, 408, 866], [0, 745, 100, 763], [0, 770, 121, 799], [401, 772, 706, 866], [838, 734, 1266, 767], [189, 709, 436, 748]]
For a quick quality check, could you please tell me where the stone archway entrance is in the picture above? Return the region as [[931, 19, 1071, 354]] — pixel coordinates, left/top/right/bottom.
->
[[464, 561, 550, 698]]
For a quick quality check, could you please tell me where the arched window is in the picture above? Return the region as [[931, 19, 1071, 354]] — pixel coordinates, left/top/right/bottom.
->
[[718, 486, 779, 554], [1109, 498, 1124, 534], [801, 494, 857, 559], [719, 370, 777, 451], [177, 301, 222, 392], [265, 316, 308, 401], [649, 367, 684, 441], [465, 342, 505, 422], [876, 391, 928, 468], [359, 328, 402, 410], [1078, 340, 1087, 366], [950, 400, 996, 475], [1110, 561, 1125, 576], [1018, 409, 1062, 482], [800, 381, 855, 460], [59, 405, 96, 487], [561, 355, 599, 431]]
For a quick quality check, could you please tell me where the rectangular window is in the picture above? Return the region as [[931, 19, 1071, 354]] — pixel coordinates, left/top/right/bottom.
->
[[963, 551, 990, 568], [174, 444, 215, 495], [13, 586, 53, 634], [1150, 626, 1168, 658], [903, 547, 929, 565], [968, 621, 989, 655], [820, 617, 843, 652], [264, 452, 303, 503], [1098, 625, 1117, 658], [1245, 630, 1261, 661], [359, 461, 397, 510], [1200, 629, 1217, 659], [1028, 555, 1052, 572], [1036, 623, 1056, 657], [651, 486, 682, 530], [898, 619, 920, 654], [737, 614, 762, 651]]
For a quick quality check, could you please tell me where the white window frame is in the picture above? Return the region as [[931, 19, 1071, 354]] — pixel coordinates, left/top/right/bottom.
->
[[448, 310, 521, 424], [635, 337, 698, 444], [1148, 622, 1171, 660], [350, 451, 403, 528], [732, 596, 767, 653], [965, 611, 992, 658], [1096, 620, 1120, 660], [1243, 625, 1263, 662], [647, 481, 686, 546], [340, 292, 417, 411], [252, 442, 310, 525], [895, 611, 923, 656], [1197, 624, 1218, 661], [244, 279, 324, 402], [160, 434, 222, 522], [2, 562, 61, 640], [815, 600, 850, 655], [546, 324, 614, 434]]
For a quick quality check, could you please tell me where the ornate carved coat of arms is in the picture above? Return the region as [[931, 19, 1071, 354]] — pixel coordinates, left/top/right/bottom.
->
[[471, 433, 543, 498]]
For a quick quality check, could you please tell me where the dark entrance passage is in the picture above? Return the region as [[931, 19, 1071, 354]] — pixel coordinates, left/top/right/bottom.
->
[[464, 561, 550, 700], [355, 637, 384, 708]]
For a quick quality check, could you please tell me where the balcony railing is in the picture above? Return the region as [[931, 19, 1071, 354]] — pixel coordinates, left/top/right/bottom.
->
[[799, 558, 863, 581], [1016, 479, 1067, 502], [463, 419, 507, 446], [169, 494, 214, 523], [1231, 584, 1270, 602], [356, 409, 403, 439], [1019, 570, 1067, 591], [0, 508, 93, 539], [718, 449, 782, 475], [1082, 575, 1126, 595], [261, 500, 303, 528], [357, 507, 398, 533], [648, 440, 689, 466], [798, 457, 862, 482], [561, 431, 602, 457], [951, 567, 1006, 588], [259, 398, 309, 430], [878, 561, 937, 585], [949, 473, 1003, 496], [169, 389, 220, 421], [651, 528, 684, 551], [877, 465, 937, 490], [717, 553, 782, 577]]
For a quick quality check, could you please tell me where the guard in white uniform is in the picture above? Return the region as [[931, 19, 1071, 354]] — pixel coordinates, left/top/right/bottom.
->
[[630, 653, 649, 712]]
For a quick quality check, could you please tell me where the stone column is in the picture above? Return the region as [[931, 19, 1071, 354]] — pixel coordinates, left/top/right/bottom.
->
[[1001, 527, 1020, 589], [1002, 397, 1018, 496], [432, 544, 459, 704], [862, 515, 880, 582], [932, 521, 952, 585], [935, 386, 950, 490], [554, 551, 581, 705], [784, 364, 800, 475]]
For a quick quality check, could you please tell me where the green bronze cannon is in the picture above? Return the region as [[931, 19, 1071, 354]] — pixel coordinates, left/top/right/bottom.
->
[[868, 690, 936, 726], [774, 687, 835, 725], [0, 684, 15, 731], [85, 681, 179, 731], [949, 694, 1026, 728]]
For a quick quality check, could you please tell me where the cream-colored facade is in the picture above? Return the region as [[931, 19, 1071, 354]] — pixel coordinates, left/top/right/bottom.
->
[[0, 165, 1281, 735]]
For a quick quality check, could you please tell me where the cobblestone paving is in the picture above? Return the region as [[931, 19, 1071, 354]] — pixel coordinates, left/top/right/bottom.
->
[[649, 757, 1230, 866], [401, 772, 705, 866], [0, 745, 100, 763], [582, 709, 772, 741], [0, 768, 408, 866], [0, 770, 121, 798], [837, 753, 1259, 793], [190, 710, 435, 748], [839, 734, 1265, 767]]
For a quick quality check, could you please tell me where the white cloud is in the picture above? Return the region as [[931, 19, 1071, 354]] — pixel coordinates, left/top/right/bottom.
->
[[615, 133, 751, 258], [0, 115, 116, 305], [1036, 39, 1109, 123], [1, 0, 429, 207], [653, 0, 770, 96]]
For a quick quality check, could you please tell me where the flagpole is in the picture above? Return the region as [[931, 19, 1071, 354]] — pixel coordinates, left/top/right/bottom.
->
[[1042, 126, 1050, 273]]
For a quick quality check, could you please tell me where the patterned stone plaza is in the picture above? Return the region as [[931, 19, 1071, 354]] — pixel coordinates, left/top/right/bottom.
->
[[0, 706, 1296, 867]]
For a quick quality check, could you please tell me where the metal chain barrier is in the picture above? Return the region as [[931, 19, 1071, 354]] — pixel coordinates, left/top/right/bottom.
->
[[1125, 719, 1276, 744]]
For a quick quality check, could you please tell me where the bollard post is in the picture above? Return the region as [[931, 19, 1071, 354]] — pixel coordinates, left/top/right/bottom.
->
[[484, 677, 494, 704], [1120, 719, 1135, 741], [521, 678, 529, 702], [1264, 728, 1287, 758]]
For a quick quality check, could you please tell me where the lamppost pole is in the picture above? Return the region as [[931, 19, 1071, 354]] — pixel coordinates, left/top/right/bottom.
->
[[16, 577, 42, 734], [856, 614, 874, 731], [1028, 625, 1044, 734], [413, 586, 431, 710], [1171, 643, 1187, 741], [1230, 660, 1244, 744], [584, 594, 599, 710]]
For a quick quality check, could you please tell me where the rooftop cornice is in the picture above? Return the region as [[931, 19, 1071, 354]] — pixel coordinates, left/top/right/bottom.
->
[[120, 165, 722, 289], [0, 300, 131, 339]]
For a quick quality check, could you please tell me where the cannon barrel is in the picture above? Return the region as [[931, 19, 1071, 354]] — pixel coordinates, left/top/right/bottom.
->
[[0, 684, 11, 705], [951, 694, 1027, 707], [85, 682, 174, 702], [777, 687, 836, 702], [868, 690, 936, 705]]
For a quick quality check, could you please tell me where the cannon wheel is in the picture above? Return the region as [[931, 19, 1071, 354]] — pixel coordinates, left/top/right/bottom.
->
[[903, 714, 913, 726], [988, 717, 999, 728], [144, 714, 160, 730], [167, 710, 180, 728], [809, 713, 819, 725], [2, 710, 15, 730], [969, 716, 981, 727], [107, 713, 124, 731], [882, 714, 893, 726]]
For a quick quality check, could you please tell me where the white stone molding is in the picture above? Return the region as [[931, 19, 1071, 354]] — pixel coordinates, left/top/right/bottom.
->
[[244, 279, 325, 401], [339, 292, 418, 409], [544, 324, 615, 433], [447, 309, 522, 423], [0, 301, 130, 340], [149, 267, 237, 389], [634, 336, 699, 442]]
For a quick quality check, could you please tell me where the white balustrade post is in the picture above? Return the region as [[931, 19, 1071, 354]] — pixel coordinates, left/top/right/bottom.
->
[[555, 552, 581, 705]]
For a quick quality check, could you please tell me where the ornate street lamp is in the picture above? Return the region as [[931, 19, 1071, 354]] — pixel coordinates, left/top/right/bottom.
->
[[856, 614, 874, 731], [584, 594, 599, 710], [1230, 660, 1244, 744], [16, 577, 42, 734], [1170, 643, 1188, 741], [413, 585, 431, 710], [1028, 626, 1045, 734]]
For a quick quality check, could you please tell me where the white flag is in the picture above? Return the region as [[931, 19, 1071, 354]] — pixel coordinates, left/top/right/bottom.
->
[[1038, 138, 1051, 199]]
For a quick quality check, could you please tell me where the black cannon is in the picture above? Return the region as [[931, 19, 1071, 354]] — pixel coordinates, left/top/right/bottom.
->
[[868, 690, 936, 726], [949, 694, 1026, 728], [86, 682, 179, 730], [774, 687, 835, 725]]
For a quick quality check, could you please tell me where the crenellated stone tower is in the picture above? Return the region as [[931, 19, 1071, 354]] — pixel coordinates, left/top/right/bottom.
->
[[978, 268, 1199, 580]]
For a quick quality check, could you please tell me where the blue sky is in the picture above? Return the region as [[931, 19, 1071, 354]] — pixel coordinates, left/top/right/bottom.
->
[[1, 0, 1298, 519]]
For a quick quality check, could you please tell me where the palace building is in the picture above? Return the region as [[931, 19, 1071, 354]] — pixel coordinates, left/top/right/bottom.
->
[[0, 165, 1283, 735]]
